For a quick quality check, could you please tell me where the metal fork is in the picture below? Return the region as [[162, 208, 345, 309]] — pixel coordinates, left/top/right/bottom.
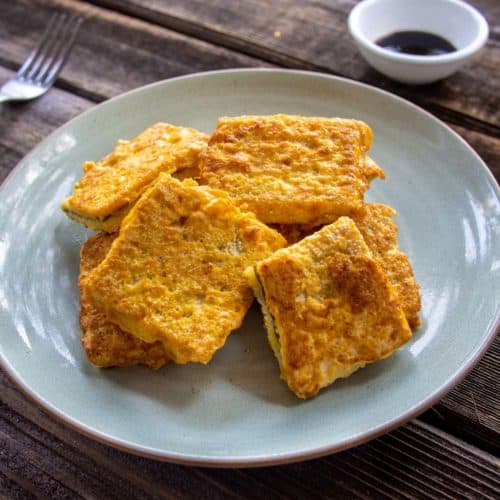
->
[[0, 13, 83, 104]]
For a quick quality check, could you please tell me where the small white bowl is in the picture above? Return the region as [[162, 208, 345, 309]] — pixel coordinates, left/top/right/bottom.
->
[[348, 0, 489, 84]]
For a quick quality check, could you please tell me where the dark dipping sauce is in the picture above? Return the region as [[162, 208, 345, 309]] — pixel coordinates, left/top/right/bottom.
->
[[375, 31, 457, 56]]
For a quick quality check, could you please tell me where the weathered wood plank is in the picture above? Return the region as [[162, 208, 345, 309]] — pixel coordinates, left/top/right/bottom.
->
[[0, 145, 23, 185], [0, 0, 498, 482], [330, 425, 500, 499], [0, 0, 498, 138], [0, 65, 92, 184], [448, 124, 500, 179], [421, 334, 500, 455], [0, 391, 230, 500], [472, 0, 500, 37], [0, 471, 37, 500], [0, 0, 269, 103], [0, 430, 82, 499], [0, 376, 266, 500], [0, 416, 120, 500], [442, 336, 499, 434], [84, 0, 500, 134], [0, 0, 498, 496], [1, 369, 498, 499], [0, 79, 90, 157]]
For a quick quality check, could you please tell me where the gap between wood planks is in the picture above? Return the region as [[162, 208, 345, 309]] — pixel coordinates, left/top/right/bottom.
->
[[82, 0, 500, 139], [1, 371, 499, 498], [0, 0, 498, 139], [0, 0, 273, 104]]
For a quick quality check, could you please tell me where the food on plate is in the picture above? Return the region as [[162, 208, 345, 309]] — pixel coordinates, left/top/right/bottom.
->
[[246, 217, 412, 399], [271, 203, 421, 326], [79, 232, 170, 369], [61, 123, 209, 232], [84, 175, 286, 364], [350, 203, 421, 327], [362, 155, 384, 180], [62, 113, 421, 400], [199, 114, 384, 224]]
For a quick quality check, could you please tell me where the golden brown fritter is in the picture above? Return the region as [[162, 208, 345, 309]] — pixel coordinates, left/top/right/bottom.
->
[[84, 175, 286, 364], [79, 232, 170, 369], [363, 155, 384, 180], [350, 204, 421, 327], [199, 114, 384, 224], [62, 123, 209, 232], [246, 217, 412, 399], [270, 204, 421, 327]]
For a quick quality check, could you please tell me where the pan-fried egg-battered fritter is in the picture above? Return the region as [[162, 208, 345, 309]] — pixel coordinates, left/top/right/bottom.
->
[[350, 204, 421, 327], [79, 232, 170, 369], [199, 114, 384, 224], [362, 155, 384, 181], [246, 217, 412, 399], [271, 204, 421, 327], [84, 175, 286, 364], [61, 123, 209, 232]]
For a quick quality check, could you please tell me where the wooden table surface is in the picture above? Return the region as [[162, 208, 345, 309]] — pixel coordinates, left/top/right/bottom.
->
[[0, 0, 498, 498]]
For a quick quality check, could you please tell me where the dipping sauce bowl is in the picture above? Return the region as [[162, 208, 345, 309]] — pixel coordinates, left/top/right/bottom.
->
[[348, 0, 489, 84]]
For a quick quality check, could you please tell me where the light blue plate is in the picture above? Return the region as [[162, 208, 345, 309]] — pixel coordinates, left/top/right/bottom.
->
[[0, 69, 498, 467]]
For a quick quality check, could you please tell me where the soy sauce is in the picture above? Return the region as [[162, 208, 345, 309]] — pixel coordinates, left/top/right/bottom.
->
[[376, 31, 457, 56]]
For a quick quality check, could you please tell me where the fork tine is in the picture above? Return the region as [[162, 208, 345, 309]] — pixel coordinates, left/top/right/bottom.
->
[[17, 13, 62, 78], [36, 15, 82, 85], [25, 13, 68, 81], [42, 16, 83, 87]]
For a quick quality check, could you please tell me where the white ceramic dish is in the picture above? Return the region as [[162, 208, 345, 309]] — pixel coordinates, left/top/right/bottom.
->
[[348, 0, 489, 84], [0, 69, 498, 467]]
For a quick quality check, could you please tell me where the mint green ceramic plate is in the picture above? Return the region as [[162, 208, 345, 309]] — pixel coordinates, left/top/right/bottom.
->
[[1, 70, 498, 466]]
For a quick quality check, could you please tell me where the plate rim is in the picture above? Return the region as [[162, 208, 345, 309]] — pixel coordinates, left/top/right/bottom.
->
[[1, 68, 499, 467]]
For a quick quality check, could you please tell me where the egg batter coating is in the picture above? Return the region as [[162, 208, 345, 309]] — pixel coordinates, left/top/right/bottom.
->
[[61, 123, 209, 232], [271, 203, 421, 327], [351, 204, 421, 327], [199, 114, 384, 224], [362, 155, 384, 180], [84, 175, 286, 364], [246, 217, 412, 399], [79, 232, 170, 369]]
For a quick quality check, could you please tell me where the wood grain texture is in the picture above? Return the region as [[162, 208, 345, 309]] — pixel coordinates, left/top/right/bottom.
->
[[0, 6, 498, 181], [473, 0, 500, 37], [0, 0, 499, 496], [1, 369, 499, 499], [448, 124, 500, 179], [0, 0, 269, 103], [0, 471, 37, 500], [85, 0, 500, 134], [421, 335, 500, 455]]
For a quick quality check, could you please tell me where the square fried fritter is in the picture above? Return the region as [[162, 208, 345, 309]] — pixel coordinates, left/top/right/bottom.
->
[[199, 114, 384, 224], [84, 175, 286, 364], [246, 217, 412, 399], [350, 204, 421, 327], [271, 204, 421, 327], [79, 232, 170, 369], [62, 123, 209, 232]]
